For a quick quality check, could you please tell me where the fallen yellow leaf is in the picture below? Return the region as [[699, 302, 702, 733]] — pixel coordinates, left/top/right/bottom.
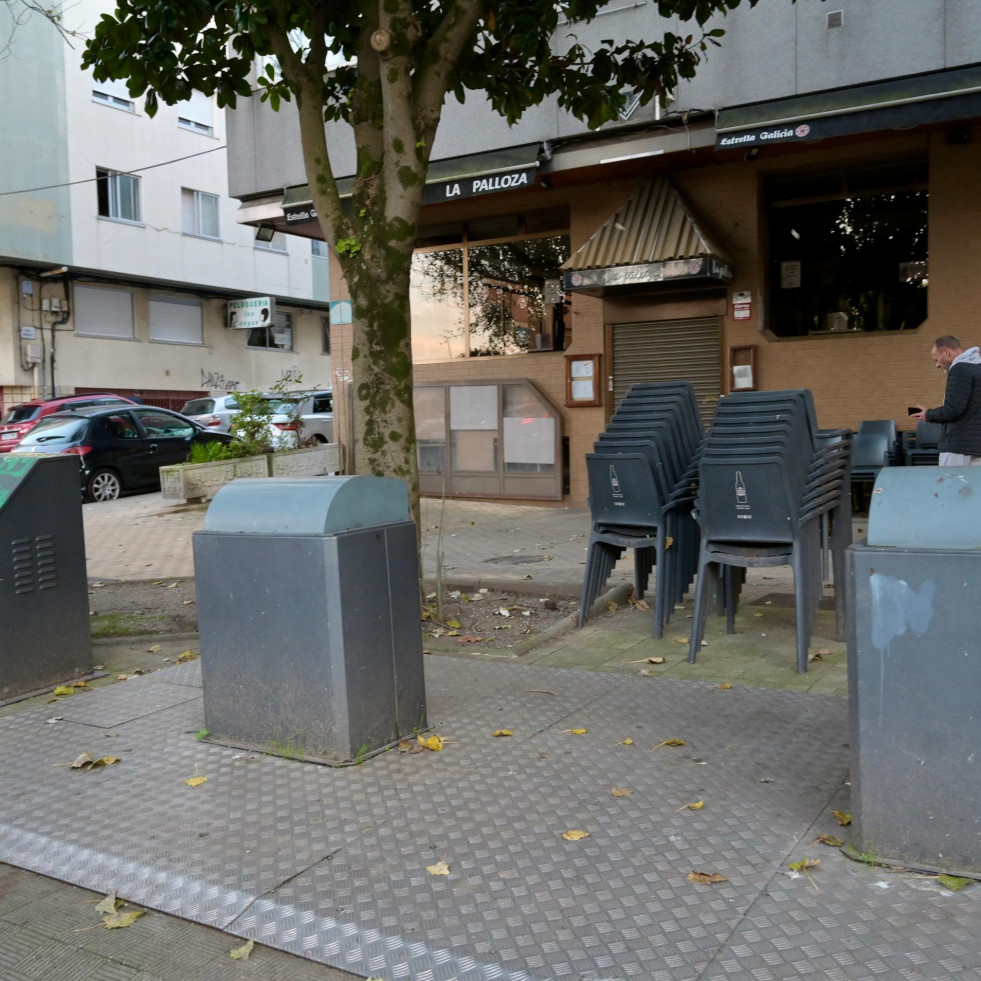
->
[[751, 612, 765, 618], [610, 787, 633, 797], [417, 734, 444, 752], [176, 651, 199, 663], [672, 636, 689, 644], [426, 861, 451, 876], [94, 892, 121, 914], [789, 858, 820, 871], [652, 738, 686, 751], [104, 909, 144, 929], [717, 683, 732, 690], [817, 834, 845, 847], [147, 644, 162, 653], [607, 601, 618, 612], [492, 729, 513, 737], [185, 775, 208, 787], [683, 800, 705, 811], [446, 619, 461, 629], [648, 656, 665, 664], [229, 939, 254, 960], [569, 728, 588, 735], [833, 810, 852, 826], [561, 830, 590, 841], [52, 686, 76, 697], [688, 871, 728, 885], [621, 738, 634, 746]]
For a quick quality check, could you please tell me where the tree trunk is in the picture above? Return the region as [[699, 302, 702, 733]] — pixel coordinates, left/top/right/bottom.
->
[[345, 240, 420, 532]]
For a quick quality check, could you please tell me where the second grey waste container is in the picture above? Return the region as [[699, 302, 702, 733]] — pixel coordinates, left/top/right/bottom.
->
[[847, 467, 981, 876], [193, 475, 426, 763]]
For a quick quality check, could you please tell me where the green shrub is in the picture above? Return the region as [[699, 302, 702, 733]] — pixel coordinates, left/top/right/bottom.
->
[[188, 441, 233, 464]]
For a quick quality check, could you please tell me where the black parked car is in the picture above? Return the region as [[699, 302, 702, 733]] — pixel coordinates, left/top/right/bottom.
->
[[15, 405, 234, 502]]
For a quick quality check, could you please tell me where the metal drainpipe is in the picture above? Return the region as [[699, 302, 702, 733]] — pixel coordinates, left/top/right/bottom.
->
[[48, 271, 72, 395]]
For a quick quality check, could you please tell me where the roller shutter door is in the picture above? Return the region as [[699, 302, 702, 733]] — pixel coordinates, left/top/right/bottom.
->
[[612, 317, 721, 422]]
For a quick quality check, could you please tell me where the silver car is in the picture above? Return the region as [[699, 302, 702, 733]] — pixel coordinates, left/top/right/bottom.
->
[[265, 390, 333, 446], [179, 394, 242, 434]]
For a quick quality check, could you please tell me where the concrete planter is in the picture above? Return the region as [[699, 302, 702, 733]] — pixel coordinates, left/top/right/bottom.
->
[[159, 455, 269, 502], [267, 443, 341, 477], [160, 444, 341, 502]]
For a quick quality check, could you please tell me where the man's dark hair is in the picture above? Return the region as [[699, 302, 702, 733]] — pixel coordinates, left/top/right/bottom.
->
[[934, 335, 962, 351]]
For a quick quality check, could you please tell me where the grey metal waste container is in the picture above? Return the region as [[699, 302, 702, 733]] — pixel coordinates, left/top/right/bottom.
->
[[0, 454, 92, 701], [846, 467, 981, 876], [192, 475, 426, 763]]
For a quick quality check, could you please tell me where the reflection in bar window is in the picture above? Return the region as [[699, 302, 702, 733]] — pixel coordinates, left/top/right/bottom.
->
[[450, 385, 498, 471], [414, 387, 446, 471], [767, 160, 928, 337], [411, 232, 570, 362], [503, 384, 555, 472]]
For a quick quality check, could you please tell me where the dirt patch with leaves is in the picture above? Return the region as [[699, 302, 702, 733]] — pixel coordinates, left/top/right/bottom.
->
[[422, 588, 579, 655], [88, 579, 199, 637]]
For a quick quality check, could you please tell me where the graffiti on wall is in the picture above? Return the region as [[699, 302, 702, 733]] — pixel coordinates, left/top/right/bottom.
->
[[200, 370, 241, 391]]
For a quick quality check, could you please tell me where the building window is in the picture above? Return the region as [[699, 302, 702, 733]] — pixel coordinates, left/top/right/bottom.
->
[[74, 285, 135, 339], [181, 188, 220, 239], [175, 90, 214, 135], [96, 168, 141, 223], [255, 230, 288, 252], [92, 77, 135, 112], [410, 209, 570, 362], [766, 159, 928, 337], [149, 295, 204, 345], [312, 239, 328, 257], [321, 316, 331, 354], [248, 311, 293, 350]]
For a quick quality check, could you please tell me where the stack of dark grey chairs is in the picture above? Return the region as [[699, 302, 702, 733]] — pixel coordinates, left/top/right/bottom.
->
[[686, 389, 852, 673], [579, 381, 703, 638]]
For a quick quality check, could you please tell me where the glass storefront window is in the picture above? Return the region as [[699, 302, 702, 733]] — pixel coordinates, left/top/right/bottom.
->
[[449, 385, 498, 471], [414, 387, 446, 472], [767, 160, 928, 337], [410, 226, 570, 361], [503, 384, 555, 473]]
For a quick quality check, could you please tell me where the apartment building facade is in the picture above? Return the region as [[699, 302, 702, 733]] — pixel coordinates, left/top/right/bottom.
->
[[0, 0, 331, 417], [224, 0, 981, 501]]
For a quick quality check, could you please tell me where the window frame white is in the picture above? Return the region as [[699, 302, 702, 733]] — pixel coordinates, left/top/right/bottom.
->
[[181, 187, 220, 240], [96, 168, 142, 224]]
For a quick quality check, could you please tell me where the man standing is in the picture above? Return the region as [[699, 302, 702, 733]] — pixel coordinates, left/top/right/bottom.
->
[[911, 335, 981, 465]]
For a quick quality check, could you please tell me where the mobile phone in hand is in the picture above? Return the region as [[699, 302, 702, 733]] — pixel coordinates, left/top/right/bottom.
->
[[908, 406, 920, 415]]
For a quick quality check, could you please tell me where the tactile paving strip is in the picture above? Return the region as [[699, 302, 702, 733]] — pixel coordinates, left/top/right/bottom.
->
[[1, 658, 978, 980]]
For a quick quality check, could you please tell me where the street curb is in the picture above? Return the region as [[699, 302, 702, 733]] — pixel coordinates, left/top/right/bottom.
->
[[510, 581, 634, 657]]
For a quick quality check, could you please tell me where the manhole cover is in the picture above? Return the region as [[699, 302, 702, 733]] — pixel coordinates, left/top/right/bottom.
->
[[483, 555, 545, 565]]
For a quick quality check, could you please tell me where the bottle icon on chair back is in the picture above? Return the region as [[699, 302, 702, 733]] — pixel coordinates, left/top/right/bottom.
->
[[735, 470, 747, 505]]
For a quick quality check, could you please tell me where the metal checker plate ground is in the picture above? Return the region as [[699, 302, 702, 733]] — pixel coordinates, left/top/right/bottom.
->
[[1, 658, 979, 979]]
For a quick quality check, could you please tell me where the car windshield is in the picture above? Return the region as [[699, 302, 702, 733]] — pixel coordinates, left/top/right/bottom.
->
[[181, 399, 215, 415], [19, 416, 88, 443], [3, 405, 41, 424], [263, 398, 298, 415]]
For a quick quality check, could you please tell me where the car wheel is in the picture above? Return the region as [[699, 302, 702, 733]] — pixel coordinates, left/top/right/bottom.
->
[[312, 433, 328, 443], [85, 468, 122, 503]]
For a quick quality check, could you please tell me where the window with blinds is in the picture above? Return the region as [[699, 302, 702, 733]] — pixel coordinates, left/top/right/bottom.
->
[[149, 295, 204, 345], [74, 285, 135, 339]]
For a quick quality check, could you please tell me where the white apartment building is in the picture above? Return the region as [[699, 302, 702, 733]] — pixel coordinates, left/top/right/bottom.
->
[[0, 0, 331, 415]]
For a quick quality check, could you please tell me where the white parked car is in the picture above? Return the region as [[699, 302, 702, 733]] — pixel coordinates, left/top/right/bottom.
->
[[179, 394, 242, 434], [264, 390, 333, 447]]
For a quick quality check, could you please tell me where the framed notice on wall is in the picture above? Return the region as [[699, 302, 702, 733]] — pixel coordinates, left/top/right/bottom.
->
[[565, 354, 602, 407], [729, 345, 757, 392]]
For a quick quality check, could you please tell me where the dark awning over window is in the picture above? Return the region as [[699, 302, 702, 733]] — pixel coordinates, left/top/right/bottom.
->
[[562, 177, 732, 296], [715, 66, 981, 150], [282, 143, 542, 227]]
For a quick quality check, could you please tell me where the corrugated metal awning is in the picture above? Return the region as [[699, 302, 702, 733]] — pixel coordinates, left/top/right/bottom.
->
[[562, 178, 732, 295]]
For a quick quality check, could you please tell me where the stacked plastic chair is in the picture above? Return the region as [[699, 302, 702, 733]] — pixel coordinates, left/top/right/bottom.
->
[[687, 390, 852, 673], [902, 421, 943, 466], [579, 381, 703, 638]]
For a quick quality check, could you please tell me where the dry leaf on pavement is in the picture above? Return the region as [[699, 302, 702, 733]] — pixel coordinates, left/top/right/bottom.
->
[[610, 787, 633, 797], [185, 775, 208, 787], [426, 861, 451, 876], [147, 644, 162, 653], [104, 909, 144, 929], [620, 738, 634, 746], [937, 874, 972, 892], [561, 830, 590, 841], [52, 686, 76, 697], [717, 683, 733, 690], [229, 939, 254, 960], [789, 858, 820, 871], [58, 751, 120, 770], [688, 871, 728, 885], [652, 738, 686, 751], [492, 729, 513, 737], [833, 810, 852, 826], [94, 892, 121, 914], [607, 601, 618, 612], [817, 834, 845, 847], [176, 651, 199, 663], [679, 800, 705, 811], [417, 734, 444, 752]]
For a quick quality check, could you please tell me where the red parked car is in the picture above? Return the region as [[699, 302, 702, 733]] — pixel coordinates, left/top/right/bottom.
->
[[0, 393, 137, 453]]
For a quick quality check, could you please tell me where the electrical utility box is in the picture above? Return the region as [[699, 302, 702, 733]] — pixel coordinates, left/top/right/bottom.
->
[[0, 454, 92, 701], [193, 476, 426, 763]]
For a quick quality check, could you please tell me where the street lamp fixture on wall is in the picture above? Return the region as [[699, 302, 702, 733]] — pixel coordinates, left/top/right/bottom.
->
[[255, 224, 277, 242]]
